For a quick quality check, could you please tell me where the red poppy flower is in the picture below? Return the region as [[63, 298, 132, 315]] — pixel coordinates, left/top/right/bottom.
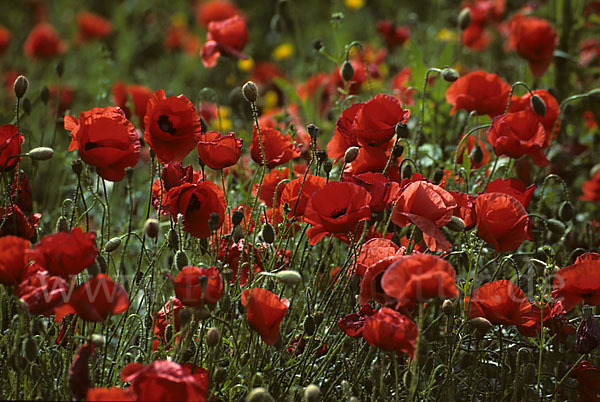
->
[[0, 205, 41, 240], [381, 254, 459, 309], [581, 170, 600, 202], [467, 280, 539, 337], [87, 387, 134, 401], [174, 266, 223, 307], [462, 22, 491, 51], [448, 190, 476, 229], [363, 307, 417, 357], [112, 82, 154, 123], [241, 288, 289, 346], [250, 126, 301, 168], [0, 124, 24, 172], [343, 172, 401, 213], [391, 181, 457, 252], [256, 167, 291, 208], [486, 110, 550, 166], [49, 84, 75, 115], [456, 133, 490, 170], [507, 15, 557, 77], [359, 256, 403, 305], [69, 342, 95, 401], [217, 237, 262, 286], [280, 174, 327, 221], [391, 67, 416, 106], [18, 269, 70, 316], [376, 20, 410, 49], [76, 11, 112, 42], [286, 335, 327, 357], [164, 22, 199, 55], [304, 182, 372, 245], [445, 71, 510, 118], [508, 89, 560, 140], [553, 255, 600, 312], [484, 178, 534, 208], [196, 0, 240, 26], [338, 304, 376, 338], [355, 238, 404, 277], [201, 15, 248, 68], [119, 361, 209, 402], [0, 25, 10, 54], [569, 360, 600, 402], [23, 23, 66, 59], [55, 274, 129, 322], [0, 236, 29, 286], [31, 227, 97, 278], [153, 297, 184, 351], [152, 163, 199, 212], [65, 106, 141, 181], [474, 192, 529, 252], [166, 180, 226, 238], [197, 131, 243, 170], [144, 90, 202, 164]]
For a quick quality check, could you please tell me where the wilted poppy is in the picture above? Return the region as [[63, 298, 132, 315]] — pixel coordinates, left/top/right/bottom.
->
[[474, 192, 529, 252], [241, 288, 289, 345], [381, 254, 459, 309], [201, 15, 248, 68], [553, 255, 600, 312], [467, 280, 539, 337], [304, 182, 372, 245], [250, 125, 301, 168], [23, 23, 66, 59], [391, 181, 457, 252], [338, 304, 376, 338], [174, 266, 223, 307], [280, 174, 327, 220], [507, 15, 557, 77], [0, 235, 29, 286], [144, 90, 202, 164], [484, 178, 534, 208], [197, 131, 243, 170], [445, 71, 510, 118], [65, 106, 141, 181], [76, 11, 112, 42], [508, 89, 560, 140], [363, 307, 417, 357], [0, 124, 24, 172]]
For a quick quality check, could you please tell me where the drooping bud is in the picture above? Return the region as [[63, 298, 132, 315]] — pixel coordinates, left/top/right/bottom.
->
[[242, 81, 258, 103], [71, 159, 83, 176], [167, 228, 179, 250], [262, 223, 275, 244], [104, 237, 121, 253], [392, 144, 404, 159], [441, 68, 459, 83], [344, 146, 359, 164], [90, 334, 105, 347], [401, 163, 413, 180], [304, 384, 320, 402], [433, 169, 444, 184], [56, 216, 69, 233], [313, 311, 324, 326], [144, 218, 159, 238], [530, 94, 546, 117], [13, 75, 29, 99], [178, 309, 192, 327], [446, 216, 465, 232], [40, 86, 50, 104], [232, 209, 244, 226], [28, 147, 54, 161], [469, 144, 484, 164], [545, 218, 566, 236], [576, 305, 600, 354], [558, 201, 575, 222], [457, 8, 472, 30], [275, 270, 302, 286], [341, 60, 354, 82], [307, 124, 319, 139], [442, 299, 454, 316], [206, 327, 220, 347], [23, 337, 37, 362], [303, 315, 315, 336]]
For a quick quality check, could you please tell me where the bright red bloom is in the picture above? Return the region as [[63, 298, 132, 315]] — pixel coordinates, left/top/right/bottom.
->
[[0, 205, 41, 240], [376, 20, 410, 49], [304, 182, 372, 245], [201, 15, 248, 68], [508, 89, 560, 141], [462, 21, 491, 51], [250, 126, 301, 168], [112, 82, 154, 123], [507, 15, 557, 77], [32, 227, 97, 278], [553, 255, 600, 312], [0, 124, 24, 172], [69, 342, 95, 401], [280, 174, 327, 221], [18, 269, 70, 316], [486, 110, 550, 166], [87, 387, 134, 401], [391, 67, 416, 106], [196, 0, 240, 26], [474, 193, 529, 252], [456, 133, 490, 169], [0, 25, 10, 54], [152, 163, 198, 212], [217, 237, 262, 286], [153, 297, 184, 351], [197, 131, 243, 170], [65, 106, 141, 181], [241, 288, 289, 346], [445, 71, 510, 118], [23, 23, 66, 59], [338, 305, 376, 338], [569, 360, 600, 402], [256, 167, 291, 208], [174, 266, 223, 307], [0, 236, 29, 286], [76, 11, 112, 42], [355, 238, 403, 277], [581, 170, 600, 202], [448, 190, 476, 229], [391, 181, 457, 252], [484, 178, 534, 208], [467, 280, 539, 337], [359, 256, 403, 305], [363, 307, 417, 357], [381, 254, 459, 309], [343, 172, 401, 213], [144, 90, 202, 164], [166, 180, 226, 238]]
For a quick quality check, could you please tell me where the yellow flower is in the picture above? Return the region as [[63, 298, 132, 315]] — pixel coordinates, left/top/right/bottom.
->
[[238, 58, 254, 72], [263, 90, 279, 113], [272, 43, 294, 60], [345, 0, 364, 10], [437, 28, 456, 42]]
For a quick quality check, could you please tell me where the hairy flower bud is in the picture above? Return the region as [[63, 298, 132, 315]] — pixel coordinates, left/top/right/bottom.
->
[[307, 123, 319, 139], [303, 315, 315, 336], [28, 147, 54, 161], [441, 68, 459, 83], [276, 270, 302, 286], [174, 250, 188, 271], [206, 327, 220, 347], [242, 81, 258, 103], [341, 60, 354, 82], [344, 146, 360, 164], [104, 237, 121, 253], [40, 86, 50, 104], [167, 228, 179, 250], [304, 384, 320, 402], [457, 8, 471, 30], [442, 299, 454, 316], [558, 201, 575, 222], [13, 75, 29, 99], [262, 223, 275, 244], [144, 218, 159, 238], [530, 94, 546, 117], [446, 216, 465, 232]]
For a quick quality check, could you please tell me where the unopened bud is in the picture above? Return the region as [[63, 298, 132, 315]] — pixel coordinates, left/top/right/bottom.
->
[[178, 308, 192, 327], [104, 237, 121, 253], [392, 144, 404, 158], [395, 122, 409, 138], [304, 384, 320, 402], [433, 169, 444, 184], [307, 124, 319, 139], [206, 327, 220, 347], [13, 75, 29, 99], [470, 317, 492, 336], [457, 8, 472, 30], [303, 315, 315, 335], [96, 255, 107, 274], [144, 218, 159, 238], [262, 223, 275, 244], [545, 218, 566, 235], [56, 216, 69, 233], [401, 163, 413, 180], [446, 216, 465, 232], [90, 334, 105, 347], [197, 304, 212, 320], [242, 81, 258, 103], [167, 228, 179, 249], [23, 338, 37, 362], [174, 250, 188, 271], [469, 144, 484, 164], [341, 61, 354, 82], [344, 146, 359, 164], [233, 224, 245, 242], [247, 387, 273, 402], [165, 324, 174, 343], [71, 159, 83, 176], [314, 311, 324, 326], [214, 367, 227, 383], [316, 149, 327, 162], [275, 270, 302, 286], [323, 160, 333, 174], [442, 299, 454, 316], [28, 147, 54, 161], [530, 94, 546, 117], [558, 201, 575, 222], [40, 86, 50, 104], [441, 68, 459, 83]]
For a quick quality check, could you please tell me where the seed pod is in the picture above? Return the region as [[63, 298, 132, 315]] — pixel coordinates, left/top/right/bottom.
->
[[144, 218, 159, 238], [232, 210, 244, 226], [104, 237, 122, 253], [304, 315, 315, 336], [220, 291, 231, 313], [242, 81, 258, 103], [401, 163, 413, 180], [304, 384, 320, 402], [433, 169, 444, 184], [56, 216, 69, 233], [395, 122, 409, 138], [546, 218, 566, 236], [276, 270, 302, 286], [233, 224, 245, 242], [530, 94, 546, 117], [262, 223, 275, 244], [442, 299, 454, 316], [469, 144, 484, 164], [313, 311, 324, 326], [28, 147, 54, 161], [558, 201, 575, 222], [392, 144, 404, 158], [344, 146, 359, 164], [14, 75, 29, 98], [307, 124, 319, 139], [341, 60, 354, 82], [40, 86, 50, 104], [316, 149, 327, 162], [457, 8, 472, 30], [214, 367, 227, 383], [206, 327, 220, 347], [441, 68, 459, 82], [167, 228, 179, 250], [446, 216, 465, 232], [71, 159, 83, 176], [174, 250, 188, 271]]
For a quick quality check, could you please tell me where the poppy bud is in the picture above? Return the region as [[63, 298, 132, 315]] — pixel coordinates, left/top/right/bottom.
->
[[442, 299, 454, 315], [174, 250, 188, 271], [316, 149, 328, 162], [341, 60, 354, 82], [242, 81, 259, 103], [304, 315, 315, 335], [470, 317, 492, 335], [576, 306, 600, 354], [165, 324, 174, 343], [167, 228, 179, 250], [530, 94, 546, 117], [446, 216, 465, 232], [233, 225, 245, 242], [40, 86, 50, 104], [232, 210, 244, 227], [197, 304, 212, 319], [395, 122, 409, 138], [56, 60, 64, 77], [588, 88, 600, 103], [314, 311, 324, 326], [262, 223, 275, 244], [433, 168, 444, 184], [214, 366, 227, 384], [276, 270, 302, 286], [144, 218, 159, 238], [89, 334, 105, 347], [28, 147, 54, 161], [558, 201, 575, 222], [206, 327, 220, 347], [178, 309, 192, 327], [441, 68, 459, 83], [208, 212, 220, 233], [545, 218, 566, 235], [13, 75, 29, 99], [401, 163, 413, 180], [56, 215, 69, 233], [253, 372, 264, 387], [307, 123, 319, 139], [22, 98, 32, 114], [104, 237, 121, 253], [469, 144, 484, 164], [392, 144, 404, 158], [304, 384, 320, 402], [247, 387, 274, 402], [323, 160, 333, 174], [313, 39, 323, 51], [71, 159, 83, 176], [344, 146, 359, 164], [457, 8, 471, 30], [23, 337, 37, 362], [517, 347, 531, 364]]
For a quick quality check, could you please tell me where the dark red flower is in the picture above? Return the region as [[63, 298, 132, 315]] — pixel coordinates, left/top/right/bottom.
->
[[376, 20, 410, 49], [87, 387, 134, 401], [569, 360, 600, 402], [143, 89, 202, 164], [391, 67, 416, 106], [0, 25, 10, 54], [484, 178, 534, 208], [65, 106, 141, 181], [363, 307, 417, 357], [467, 280, 539, 337], [474, 193, 529, 252], [201, 15, 248, 68], [280, 174, 327, 221], [343, 172, 401, 213], [0, 235, 29, 286], [12, 170, 33, 212], [576, 307, 600, 354], [359, 256, 403, 305], [486, 110, 550, 167], [0, 205, 40, 240], [174, 266, 223, 307], [381, 254, 459, 309], [153, 297, 184, 351], [338, 305, 376, 338], [23, 23, 66, 59], [553, 255, 600, 312], [304, 182, 372, 245], [507, 15, 557, 77], [69, 342, 95, 401], [250, 125, 301, 168], [18, 269, 70, 316], [197, 131, 243, 170], [112, 82, 154, 123], [152, 163, 199, 212], [508, 89, 560, 141], [579, 169, 600, 202], [445, 71, 510, 118], [217, 237, 262, 286], [286, 335, 327, 357], [76, 11, 112, 42], [195, 0, 240, 26], [241, 288, 289, 346], [32, 227, 97, 278], [391, 181, 457, 252], [166, 180, 226, 238], [0, 124, 24, 172]]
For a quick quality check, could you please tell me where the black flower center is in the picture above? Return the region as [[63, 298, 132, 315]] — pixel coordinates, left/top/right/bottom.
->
[[331, 207, 347, 219], [84, 141, 101, 151], [158, 115, 176, 135]]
